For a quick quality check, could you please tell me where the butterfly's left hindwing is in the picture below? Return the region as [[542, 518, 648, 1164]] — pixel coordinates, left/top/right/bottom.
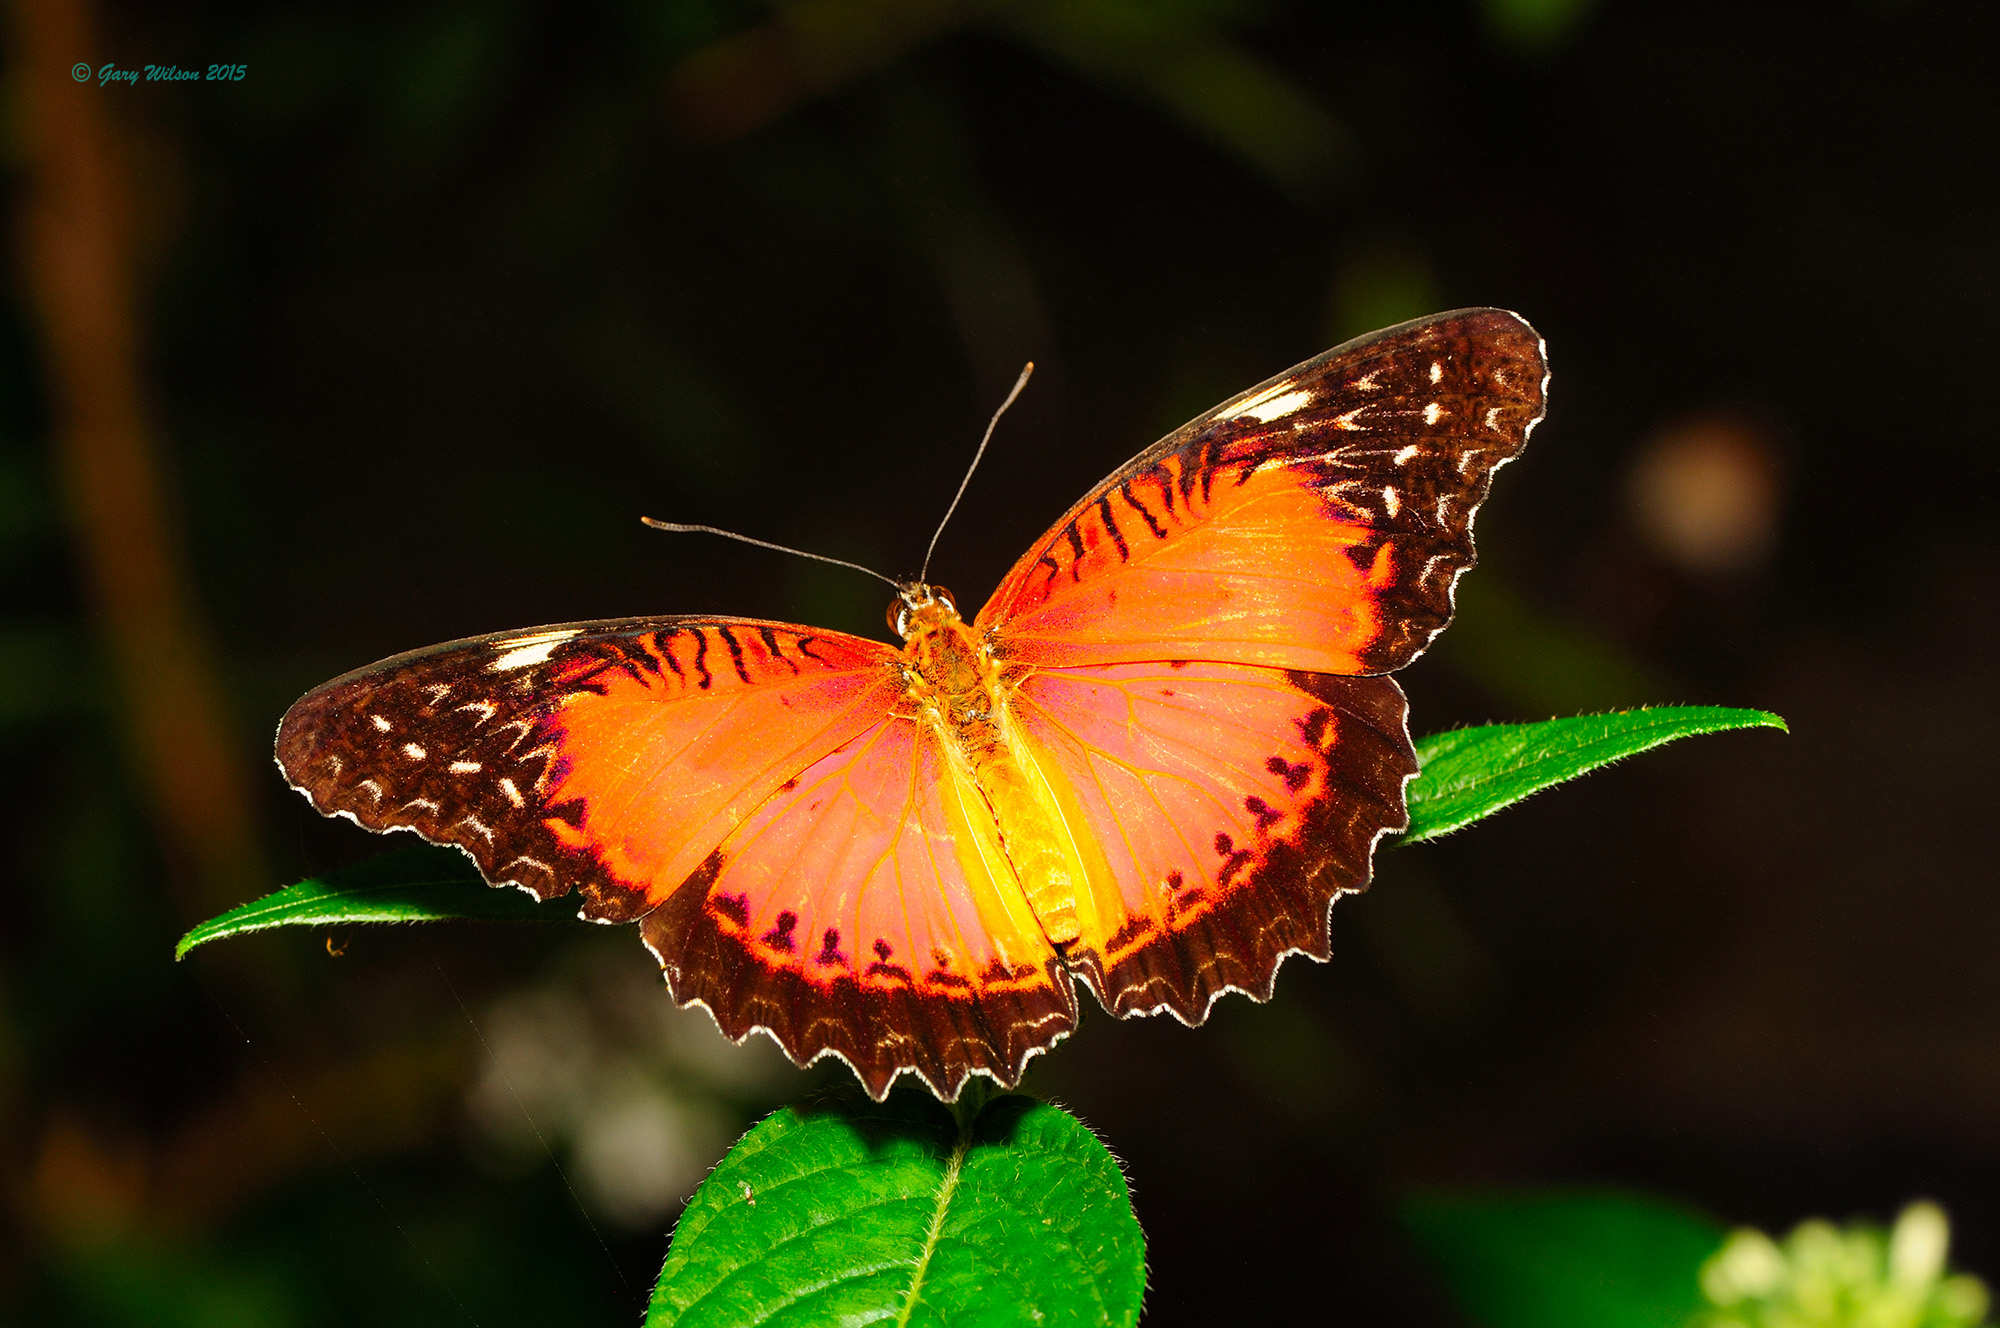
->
[[640, 715, 1078, 1100], [977, 308, 1548, 675], [277, 616, 1079, 1099]]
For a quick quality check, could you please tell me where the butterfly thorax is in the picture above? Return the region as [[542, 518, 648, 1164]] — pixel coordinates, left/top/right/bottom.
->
[[894, 589, 989, 715], [894, 586, 1084, 946]]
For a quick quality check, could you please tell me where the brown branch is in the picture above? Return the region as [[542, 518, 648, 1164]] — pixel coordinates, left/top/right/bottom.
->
[[10, 0, 264, 912]]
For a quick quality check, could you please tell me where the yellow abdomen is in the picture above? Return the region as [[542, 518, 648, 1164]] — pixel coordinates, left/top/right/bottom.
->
[[898, 590, 1097, 948]]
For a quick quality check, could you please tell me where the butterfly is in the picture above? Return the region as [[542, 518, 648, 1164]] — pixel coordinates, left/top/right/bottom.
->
[[276, 308, 1548, 1100]]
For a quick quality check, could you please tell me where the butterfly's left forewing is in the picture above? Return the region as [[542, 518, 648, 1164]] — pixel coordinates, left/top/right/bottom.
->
[[276, 618, 901, 922]]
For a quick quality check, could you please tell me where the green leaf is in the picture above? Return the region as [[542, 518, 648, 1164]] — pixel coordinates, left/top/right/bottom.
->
[[1401, 706, 1786, 844], [174, 844, 574, 959], [187, 706, 1783, 955], [649, 1088, 1145, 1328], [1403, 1189, 1725, 1328]]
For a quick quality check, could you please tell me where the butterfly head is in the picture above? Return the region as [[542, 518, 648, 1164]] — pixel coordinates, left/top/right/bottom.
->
[[889, 583, 959, 640]]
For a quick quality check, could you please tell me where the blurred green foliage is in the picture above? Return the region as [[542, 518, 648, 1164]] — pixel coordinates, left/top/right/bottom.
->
[[1477, 0, 1600, 56], [1404, 1190, 1724, 1328], [1409, 1194, 1995, 1328]]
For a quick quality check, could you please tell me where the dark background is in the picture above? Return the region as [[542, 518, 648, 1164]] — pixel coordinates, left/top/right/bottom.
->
[[5, 0, 1998, 1323]]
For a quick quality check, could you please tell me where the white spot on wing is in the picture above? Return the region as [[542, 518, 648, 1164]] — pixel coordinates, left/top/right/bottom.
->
[[1383, 486, 1402, 517], [1393, 444, 1420, 465], [402, 743, 427, 760], [1485, 405, 1503, 431], [450, 760, 482, 774], [458, 700, 498, 724], [519, 743, 563, 795], [1215, 379, 1302, 421], [499, 777, 524, 808], [1239, 389, 1313, 423], [1332, 407, 1367, 430], [1423, 402, 1445, 426], [489, 628, 583, 672], [1429, 360, 1443, 384], [371, 715, 392, 732]]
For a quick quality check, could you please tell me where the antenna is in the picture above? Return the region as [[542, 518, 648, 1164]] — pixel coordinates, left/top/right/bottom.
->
[[640, 519, 901, 590], [920, 362, 1034, 583]]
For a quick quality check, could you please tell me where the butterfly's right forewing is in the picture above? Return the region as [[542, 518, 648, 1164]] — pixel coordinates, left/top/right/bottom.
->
[[979, 308, 1548, 675]]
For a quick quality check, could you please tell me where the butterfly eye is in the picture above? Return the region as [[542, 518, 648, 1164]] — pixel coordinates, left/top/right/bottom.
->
[[931, 586, 956, 615], [887, 600, 908, 636]]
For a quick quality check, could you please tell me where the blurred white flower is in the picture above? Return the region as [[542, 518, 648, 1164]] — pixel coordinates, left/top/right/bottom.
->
[[1694, 1201, 1990, 1328], [462, 947, 793, 1230], [570, 1072, 730, 1229]]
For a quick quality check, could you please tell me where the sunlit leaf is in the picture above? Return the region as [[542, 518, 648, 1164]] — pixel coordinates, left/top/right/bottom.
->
[[181, 708, 1783, 953], [1402, 706, 1786, 844], [649, 1089, 1145, 1328], [173, 844, 571, 959], [1404, 1189, 1724, 1328]]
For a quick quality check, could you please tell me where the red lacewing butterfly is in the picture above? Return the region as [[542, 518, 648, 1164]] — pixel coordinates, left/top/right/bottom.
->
[[276, 309, 1549, 1100]]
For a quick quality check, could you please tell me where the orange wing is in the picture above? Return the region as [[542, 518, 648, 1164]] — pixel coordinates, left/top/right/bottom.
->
[[1008, 661, 1413, 1020], [277, 618, 899, 923], [276, 309, 1548, 1098], [639, 713, 1075, 1099], [979, 309, 1547, 1022], [977, 309, 1548, 674], [276, 616, 1075, 1098]]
